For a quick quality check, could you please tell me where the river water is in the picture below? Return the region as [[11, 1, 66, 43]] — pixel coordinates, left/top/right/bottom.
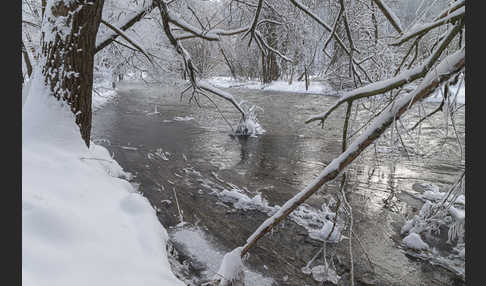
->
[[92, 81, 465, 286]]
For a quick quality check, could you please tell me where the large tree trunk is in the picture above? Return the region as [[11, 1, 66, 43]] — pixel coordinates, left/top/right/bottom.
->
[[41, 0, 105, 146]]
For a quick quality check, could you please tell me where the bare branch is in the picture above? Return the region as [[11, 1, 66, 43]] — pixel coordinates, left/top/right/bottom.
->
[[100, 19, 154, 64], [371, 0, 403, 34], [22, 20, 40, 28], [174, 26, 249, 41], [391, 7, 464, 46], [433, 0, 465, 21], [254, 30, 292, 62], [242, 0, 263, 46], [95, 2, 155, 53], [154, 0, 248, 120]]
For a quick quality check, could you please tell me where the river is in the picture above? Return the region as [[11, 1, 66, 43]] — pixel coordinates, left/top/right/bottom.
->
[[92, 81, 465, 286]]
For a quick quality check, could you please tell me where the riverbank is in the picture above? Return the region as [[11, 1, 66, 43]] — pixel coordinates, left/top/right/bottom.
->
[[22, 76, 184, 286]]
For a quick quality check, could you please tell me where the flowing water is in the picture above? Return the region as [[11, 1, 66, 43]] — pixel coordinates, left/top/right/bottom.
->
[[92, 81, 465, 286]]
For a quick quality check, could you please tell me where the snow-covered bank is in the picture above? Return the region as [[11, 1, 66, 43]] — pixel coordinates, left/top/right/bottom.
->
[[22, 74, 184, 286], [208, 76, 465, 105], [208, 76, 334, 95]]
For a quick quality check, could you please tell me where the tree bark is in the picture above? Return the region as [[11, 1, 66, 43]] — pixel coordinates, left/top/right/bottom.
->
[[22, 40, 33, 77], [41, 0, 105, 146]]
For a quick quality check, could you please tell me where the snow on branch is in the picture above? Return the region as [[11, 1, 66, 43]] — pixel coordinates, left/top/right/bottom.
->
[[174, 26, 250, 41], [254, 30, 293, 62], [197, 81, 246, 117], [167, 9, 251, 42], [306, 21, 463, 125], [239, 47, 464, 258], [100, 19, 154, 64], [391, 7, 464, 46], [434, 0, 465, 21], [371, 0, 403, 34], [95, 2, 154, 53], [154, 0, 249, 121], [167, 10, 222, 41]]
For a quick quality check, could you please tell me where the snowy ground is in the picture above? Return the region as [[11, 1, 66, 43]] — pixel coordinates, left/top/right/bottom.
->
[[171, 227, 275, 285], [208, 76, 465, 105], [208, 76, 335, 95], [22, 73, 184, 286]]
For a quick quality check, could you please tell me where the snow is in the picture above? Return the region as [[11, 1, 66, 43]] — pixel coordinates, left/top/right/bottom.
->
[[96, 1, 153, 48], [215, 247, 245, 285], [147, 148, 171, 161], [309, 220, 341, 242], [448, 206, 465, 223], [171, 228, 274, 285], [242, 48, 464, 257], [402, 233, 429, 250], [427, 81, 465, 104], [22, 72, 184, 286], [400, 176, 465, 277], [208, 76, 334, 95], [219, 190, 275, 213], [216, 183, 342, 243], [173, 116, 194, 121], [235, 105, 266, 137], [394, 7, 465, 46]]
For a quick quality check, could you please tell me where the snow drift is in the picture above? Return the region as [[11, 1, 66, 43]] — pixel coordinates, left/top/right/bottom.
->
[[22, 72, 184, 286]]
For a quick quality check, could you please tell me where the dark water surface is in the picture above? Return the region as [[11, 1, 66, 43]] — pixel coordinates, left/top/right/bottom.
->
[[92, 81, 465, 286]]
